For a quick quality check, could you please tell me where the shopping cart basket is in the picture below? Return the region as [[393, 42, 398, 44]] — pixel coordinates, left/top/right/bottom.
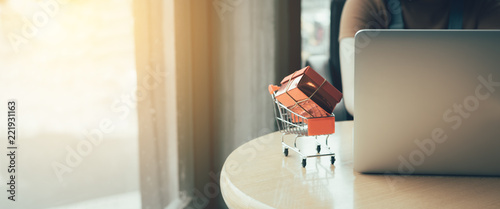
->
[[268, 85, 336, 167]]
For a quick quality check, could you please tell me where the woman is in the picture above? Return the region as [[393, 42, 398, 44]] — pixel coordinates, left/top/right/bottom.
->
[[338, 0, 500, 116]]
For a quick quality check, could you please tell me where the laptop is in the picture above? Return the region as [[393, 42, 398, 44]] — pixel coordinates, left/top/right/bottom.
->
[[354, 30, 500, 176]]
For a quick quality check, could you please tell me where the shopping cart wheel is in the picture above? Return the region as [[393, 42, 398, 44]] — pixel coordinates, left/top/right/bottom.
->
[[302, 159, 307, 167], [283, 148, 289, 156], [330, 156, 336, 165], [316, 145, 321, 153]]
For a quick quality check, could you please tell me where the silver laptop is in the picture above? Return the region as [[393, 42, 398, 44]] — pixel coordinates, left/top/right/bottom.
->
[[354, 30, 500, 176]]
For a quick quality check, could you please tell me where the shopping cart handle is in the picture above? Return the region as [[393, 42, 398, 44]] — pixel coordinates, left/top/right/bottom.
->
[[268, 85, 280, 95]]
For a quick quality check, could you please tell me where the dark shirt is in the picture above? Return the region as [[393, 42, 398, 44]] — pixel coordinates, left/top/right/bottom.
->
[[340, 0, 500, 40]]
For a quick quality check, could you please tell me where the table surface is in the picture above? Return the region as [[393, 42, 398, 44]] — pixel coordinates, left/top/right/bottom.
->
[[220, 121, 500, 209]]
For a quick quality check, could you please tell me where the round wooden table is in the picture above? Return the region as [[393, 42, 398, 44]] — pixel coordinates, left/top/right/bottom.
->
[[220, 121, 500, 209]]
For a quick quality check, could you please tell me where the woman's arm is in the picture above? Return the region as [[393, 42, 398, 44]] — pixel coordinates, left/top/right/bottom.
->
[[338, 0, 385, 116], [339, 37, 355, 115]]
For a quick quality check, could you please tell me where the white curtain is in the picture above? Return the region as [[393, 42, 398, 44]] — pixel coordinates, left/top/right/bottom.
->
[[212, 0, 301, 166], [134, 0, 300, 208], [212, 2, 300, 208]]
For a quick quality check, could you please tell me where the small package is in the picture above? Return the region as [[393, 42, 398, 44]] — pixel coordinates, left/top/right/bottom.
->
[[275, 66, 342, 118]]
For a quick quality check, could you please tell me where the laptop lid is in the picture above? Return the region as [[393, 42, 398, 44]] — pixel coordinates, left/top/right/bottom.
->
[[354, 30, 500, 175]]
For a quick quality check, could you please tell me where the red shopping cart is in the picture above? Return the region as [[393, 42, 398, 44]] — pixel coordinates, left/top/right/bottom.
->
[[269, 85, 336, 167]]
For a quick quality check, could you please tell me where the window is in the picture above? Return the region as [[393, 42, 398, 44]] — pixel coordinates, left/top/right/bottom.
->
[[301, 0, 331, 66], [0, 0, 140, 208]]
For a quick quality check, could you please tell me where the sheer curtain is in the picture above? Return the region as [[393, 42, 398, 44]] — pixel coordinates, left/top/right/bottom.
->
[[212, 0, 301, 169], [133, 0, 300, 208]]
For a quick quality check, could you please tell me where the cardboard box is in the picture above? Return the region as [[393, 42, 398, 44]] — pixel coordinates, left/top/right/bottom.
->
[[275, 66, 342, 118]]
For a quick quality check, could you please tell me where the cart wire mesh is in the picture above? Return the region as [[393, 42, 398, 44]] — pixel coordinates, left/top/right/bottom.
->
[[269, 85, 336, 167]]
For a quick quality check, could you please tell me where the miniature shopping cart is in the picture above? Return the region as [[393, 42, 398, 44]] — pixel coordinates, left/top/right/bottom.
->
[[268, 85, 336, 167]]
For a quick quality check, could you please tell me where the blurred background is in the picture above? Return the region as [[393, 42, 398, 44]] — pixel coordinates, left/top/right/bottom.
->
[[0, 0, 139, 208], [301, 0, 331, 66], [0, 0, 335, 208]]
